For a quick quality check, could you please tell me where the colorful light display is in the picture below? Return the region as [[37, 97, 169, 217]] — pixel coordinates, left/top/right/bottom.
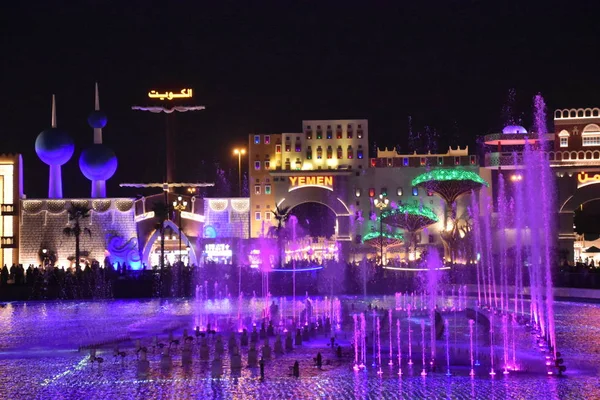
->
[[411, 169, 489, 187]]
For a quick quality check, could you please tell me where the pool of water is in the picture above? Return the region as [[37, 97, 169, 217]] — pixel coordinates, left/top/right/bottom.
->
[[0, 298, 598, 399]]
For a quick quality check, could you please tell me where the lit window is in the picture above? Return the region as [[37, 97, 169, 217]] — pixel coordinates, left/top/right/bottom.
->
[[381, 187, 387, 196], [347, 125, 353, 139], [371, 158, 377, 167], [295, 143, 301, 152], [276, 145, 281, 153], [427, 190, 433, 197], [357, 148, 363, 159], [560, 137, 568, 147], [583, 136, 600, 146], [403, 157, 409, 166], [454, 157, 460, 165], [264, 135, 270, 144], [326, 128, 332, 139], [316, 127, 323, 140], [254, 185, 261, 195], [412, 187, 418, 196], [337, 146, 343, 159], [420, 157, 426, 166], [369, 188, 375, 197], [347, 146, 353, 159], [357, 126, 363, 139], [470, 155, 477, 165], [316, 146, 323, 159], [285, 144, 291, 152], [255, 212, 261, 220], [265, 185, 271, 195], [264, 161, 270, 169], [254, 161, 261, 170], [306, 146, 312, 160], [265, 212, 272, 221], [336, 127, 342, 139], [306, 127, 313, 140], [253, 135, 260, 144], [327, 146, 333, 159], [355, 188, 362, 197], [437, 157, 443, 165], [397, 187, 403, 196]]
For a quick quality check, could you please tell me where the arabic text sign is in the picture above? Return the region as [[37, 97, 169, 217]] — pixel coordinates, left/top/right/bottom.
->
[[204, 243, 232, 258], [577, 171, 600, 188], [148, 89, 193, 100]]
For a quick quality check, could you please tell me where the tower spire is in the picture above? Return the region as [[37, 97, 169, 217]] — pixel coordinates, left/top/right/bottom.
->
[[95, 82, 100, 111], [51, 94, 57, 128]]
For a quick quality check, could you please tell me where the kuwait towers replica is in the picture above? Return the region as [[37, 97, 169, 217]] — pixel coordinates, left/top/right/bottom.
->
[[34, 95, 75, 198], [79, 83, 117, 197]]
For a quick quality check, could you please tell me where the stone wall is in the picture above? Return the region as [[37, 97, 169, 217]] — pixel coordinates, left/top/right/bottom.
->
[[19, 198, 137, 267]]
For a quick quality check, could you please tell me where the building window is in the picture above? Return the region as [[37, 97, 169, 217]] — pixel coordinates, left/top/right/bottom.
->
[[427, 190, 433, 196], [306, 129, 313, 140], [285, 143, 291, 152], [397, 187, 403, 196], [326, 146, 333, 159], [470, 155, 477, 165], [254, 135, 260, 144], [560, 137, 568, 147], [295, 143, 301, 152], [357, 149, 363, 159], [381, 187, 387, 196], [337, 146, 343, 159], [254, 185, 261, 195], [326, 128, 332, 139], [357, 125, 363, 139], [420, 157, 426, 166], [285, 159, 291, 170], [454, 156, 460, 165], [347, 146, 353, 159], [412, 187, 418, 196], [264, 161, 270, 169], [254, 161, 261, 170], [316, 146, 323, 159], [265, 185, 271, 194], [369, 188, 375, 197], [295, 158, 302, 170], [437, 157, 443, 165], [265, 212, 272, 221], [583, 136, 600, 146], [347, 125, 353, 139], [355, 188, 362, 197], [255, 212, 261, 220], [306, 146, 312, 160], [276, 144, 281, 153], [316, 126, 323, 140], [336, 126, 342, 139], [403, 157, 409, 166], [264, 135, 270, 144]]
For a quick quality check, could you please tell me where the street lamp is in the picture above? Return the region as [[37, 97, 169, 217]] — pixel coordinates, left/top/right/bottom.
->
[[172, 196, 188, 263], [373, 193, 390, 265], [42, 248, 48, 268], [233, 148, 246, 197]]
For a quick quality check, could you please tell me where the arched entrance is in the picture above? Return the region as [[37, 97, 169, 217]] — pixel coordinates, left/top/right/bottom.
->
[[559, 182, 600, 262], [141, 220, 199, 267], [276, 186, 352, 241]]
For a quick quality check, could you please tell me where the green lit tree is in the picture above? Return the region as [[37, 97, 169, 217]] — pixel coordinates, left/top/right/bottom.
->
[[380, 204, 438, 263], [362, 230, 404, 260], [412, 169, 488, 263], [63, 203, 92, 268]]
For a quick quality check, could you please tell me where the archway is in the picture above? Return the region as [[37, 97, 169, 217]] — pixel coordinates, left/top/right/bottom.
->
[[141, 220, 199, 267]]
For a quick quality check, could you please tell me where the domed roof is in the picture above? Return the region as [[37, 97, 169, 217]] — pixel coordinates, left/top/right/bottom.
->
[[79, 144, 117, 181], [502, 125, 527, 134], [35, 128, 74, 166], [88, 110, 107, 129]]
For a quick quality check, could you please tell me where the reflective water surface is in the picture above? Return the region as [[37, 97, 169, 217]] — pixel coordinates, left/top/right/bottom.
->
[[0, 298, 598, 399]]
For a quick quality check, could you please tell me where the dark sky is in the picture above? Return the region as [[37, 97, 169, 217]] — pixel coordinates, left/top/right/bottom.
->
[[2, 1, 600, 199]]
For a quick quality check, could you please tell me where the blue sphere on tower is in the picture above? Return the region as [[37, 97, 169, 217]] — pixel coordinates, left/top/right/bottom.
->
[[35, 128, 75, 166], [79, 144, 118, 181]]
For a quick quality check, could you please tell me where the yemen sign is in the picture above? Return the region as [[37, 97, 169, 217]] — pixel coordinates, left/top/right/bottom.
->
[[288, 176, 334, 191]]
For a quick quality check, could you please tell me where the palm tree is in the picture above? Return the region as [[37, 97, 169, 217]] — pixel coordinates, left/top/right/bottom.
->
[[63, 204, 92, 268], [152, 201, 171, 274], [271, 205, 291, 267]]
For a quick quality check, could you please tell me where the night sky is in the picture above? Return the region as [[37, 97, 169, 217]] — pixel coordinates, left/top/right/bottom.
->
[[2, 1, 600, 199]]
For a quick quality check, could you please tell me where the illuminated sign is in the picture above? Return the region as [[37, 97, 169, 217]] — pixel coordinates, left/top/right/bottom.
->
[[577, 171, 600, 188], [204, 243, 232, 258], [148, 89, 193, 100], [134, 211, 155, 223], [288, 176, 334, 191]]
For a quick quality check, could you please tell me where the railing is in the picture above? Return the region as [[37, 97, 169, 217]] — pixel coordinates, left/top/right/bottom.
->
[[1, 236, 16, 248], [0, 204, 15, 216]]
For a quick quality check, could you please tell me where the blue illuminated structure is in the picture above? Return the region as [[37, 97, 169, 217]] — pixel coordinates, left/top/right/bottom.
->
[[79, 83, 117, 197], [35, 95, 74, 198]]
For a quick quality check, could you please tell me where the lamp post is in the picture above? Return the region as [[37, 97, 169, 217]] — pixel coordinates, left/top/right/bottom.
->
[[373, 193, 389, 265], [172, 196, 188, 263], [233, 148, 246, 197], [42, 248, 48, 268]]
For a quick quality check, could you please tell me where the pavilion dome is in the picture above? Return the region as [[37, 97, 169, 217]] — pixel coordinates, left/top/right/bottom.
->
[[35, 128, 75, 166], [87, 110, 107, 129], [502, 125, 527, 134], [79, 144, 117, 181]]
